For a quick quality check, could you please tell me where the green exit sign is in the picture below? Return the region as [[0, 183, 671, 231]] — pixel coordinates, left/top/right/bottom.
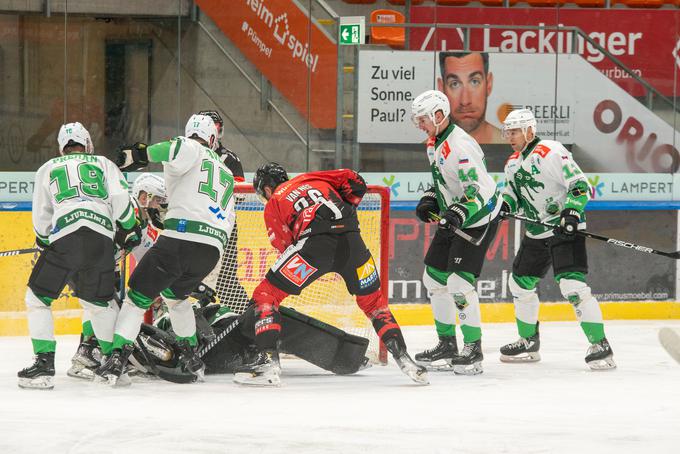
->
[[339, 16, 365, 46]]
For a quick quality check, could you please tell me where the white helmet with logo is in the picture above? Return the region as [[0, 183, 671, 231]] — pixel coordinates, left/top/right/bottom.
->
[[57, 122, 93, 155], [185, 114, 218, 151], [411, 90, 451, 130], [132, 173, 167, 205], [502, 109, 537, 139]]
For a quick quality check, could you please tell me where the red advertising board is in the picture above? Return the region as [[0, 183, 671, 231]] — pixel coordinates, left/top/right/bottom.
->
[[409, 6, 680, 97], [196, 0, 337, 129]]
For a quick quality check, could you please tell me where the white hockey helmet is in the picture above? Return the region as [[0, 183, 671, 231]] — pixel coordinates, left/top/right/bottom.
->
[[132, 173, 167, 206], [185, 114, 218, 151], [411, 90, 451, 130], [57, 122, 93, 155], [502, 109, 537, 139]]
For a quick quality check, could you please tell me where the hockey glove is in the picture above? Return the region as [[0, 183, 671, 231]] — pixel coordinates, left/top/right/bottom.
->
[[340, 172, 367, 206], [555, 208, 580, 237], [117, 142, 149, 172], [439, 204, 468, 235], [190, 283, 216, 307], [415, 190, 439, 223], [114, 221, 142, 252]]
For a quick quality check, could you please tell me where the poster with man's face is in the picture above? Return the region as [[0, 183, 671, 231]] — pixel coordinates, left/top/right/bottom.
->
[[436, 51, 504, 144]]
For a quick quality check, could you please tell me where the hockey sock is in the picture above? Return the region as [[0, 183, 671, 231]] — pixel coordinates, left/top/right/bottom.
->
[[423, 267, 456, 337], [163, 295, 198, 347], [557, 274, 605, 344], [25, 289, 56, 354], [112, 291, 149, 350], [251, 279, 288, 351], [82, 320, 95, 339], [81, 300, 118, 355], [355, 290, 404, 343], [448, 272, 481, 343], [509, 274, 541, 338], [254, 304, 281, 351]]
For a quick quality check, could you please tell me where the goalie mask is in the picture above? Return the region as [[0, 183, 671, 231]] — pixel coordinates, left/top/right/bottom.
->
[[57, 122, 94, 155], [502, 108, 537, 143], [253, 162, 289, 203], [411, 90, 451, 135], [185, 114, 218, 151]]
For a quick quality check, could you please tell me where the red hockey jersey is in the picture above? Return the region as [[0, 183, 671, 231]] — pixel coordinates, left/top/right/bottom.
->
[[263, 169, 367, 252]]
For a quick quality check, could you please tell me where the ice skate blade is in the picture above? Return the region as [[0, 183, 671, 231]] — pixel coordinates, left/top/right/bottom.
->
[[500, 352, 541, 363], [233, 371, 281, 387], [67, 364, 95, 380], [659, 327, 680, 364], [18, 376, 54, 390], [416, 359, 454, 371], [587, 356, 617, 371], [94, 372, 132, 387], [453, 362, 483, 376]]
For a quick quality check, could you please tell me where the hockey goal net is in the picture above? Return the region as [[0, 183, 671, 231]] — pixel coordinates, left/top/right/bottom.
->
[[206, 184, 390, 364]]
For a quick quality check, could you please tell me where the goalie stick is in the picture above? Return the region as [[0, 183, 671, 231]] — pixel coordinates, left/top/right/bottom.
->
[[502, 212, 680, 260], [0, 247, 38, 257]]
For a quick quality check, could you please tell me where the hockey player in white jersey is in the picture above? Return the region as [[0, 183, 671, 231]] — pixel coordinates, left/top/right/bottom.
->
[[67, 172, 167, 379], [499, 108, 615, 370], [410, 90, 501, 375], [18, 122, 141, 389], [94, 114, 236, 386]]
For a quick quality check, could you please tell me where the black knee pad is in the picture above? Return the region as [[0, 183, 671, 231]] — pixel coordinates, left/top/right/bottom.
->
[[28, 253, 70, 299]]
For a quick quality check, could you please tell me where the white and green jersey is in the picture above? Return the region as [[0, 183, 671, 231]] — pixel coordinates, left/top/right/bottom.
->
[[32, 153, 136, 244], [427, 122, 501, 228], [147, 137, 235, 254], [503, 137, 591, 239]]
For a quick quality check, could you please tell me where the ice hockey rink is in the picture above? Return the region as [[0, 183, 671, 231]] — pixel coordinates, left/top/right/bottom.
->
[[1, 321, 678, 454]]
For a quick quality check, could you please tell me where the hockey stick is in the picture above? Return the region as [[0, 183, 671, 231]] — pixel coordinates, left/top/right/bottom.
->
[[0, 247, 39, 257], [659, 327, 680, 364], [196, 315, 242, 358], [502, 212, 680, 260], [428, 212, 489, 246]]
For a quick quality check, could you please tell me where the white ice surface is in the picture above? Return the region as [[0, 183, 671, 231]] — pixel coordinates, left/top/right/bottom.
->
[[1, 321, 679, 454]]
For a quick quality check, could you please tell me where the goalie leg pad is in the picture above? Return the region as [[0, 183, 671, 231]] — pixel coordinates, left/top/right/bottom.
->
[[278, 306, 369, 375]]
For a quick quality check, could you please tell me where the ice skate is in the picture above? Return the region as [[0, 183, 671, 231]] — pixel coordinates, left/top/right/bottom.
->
[[176, 340, 206, 382], [385, 338, 429, 385], [94, 345, 133, 387], [18, 352, 55, 390], [233, 350, 282, 387], [500, 330, 541, 363], [415, 335, 457, 370], [67, 337, 102, 380], [451, 340, 484, 375], [585, 337, 616, 370]]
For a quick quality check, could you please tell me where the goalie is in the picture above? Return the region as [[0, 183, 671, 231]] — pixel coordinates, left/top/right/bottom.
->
[[127, 301, 372, 383]]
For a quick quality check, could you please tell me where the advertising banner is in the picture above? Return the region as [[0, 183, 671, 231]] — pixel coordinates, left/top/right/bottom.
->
[[356, 49, 680, 173], [1, 172, 677, 203], [409, 6, 680, 98], [195, 0, 337, 129], [357, 51, 434, 143], [388, 210, 676, 304]]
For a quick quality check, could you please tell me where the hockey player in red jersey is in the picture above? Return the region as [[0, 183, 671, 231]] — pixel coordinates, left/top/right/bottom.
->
[[234, 163, 428, 386]]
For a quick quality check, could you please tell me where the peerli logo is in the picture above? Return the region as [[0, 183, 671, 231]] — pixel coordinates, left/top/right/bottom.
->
[[588, 175, 605, 198], [382, 175, 400, 197]]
